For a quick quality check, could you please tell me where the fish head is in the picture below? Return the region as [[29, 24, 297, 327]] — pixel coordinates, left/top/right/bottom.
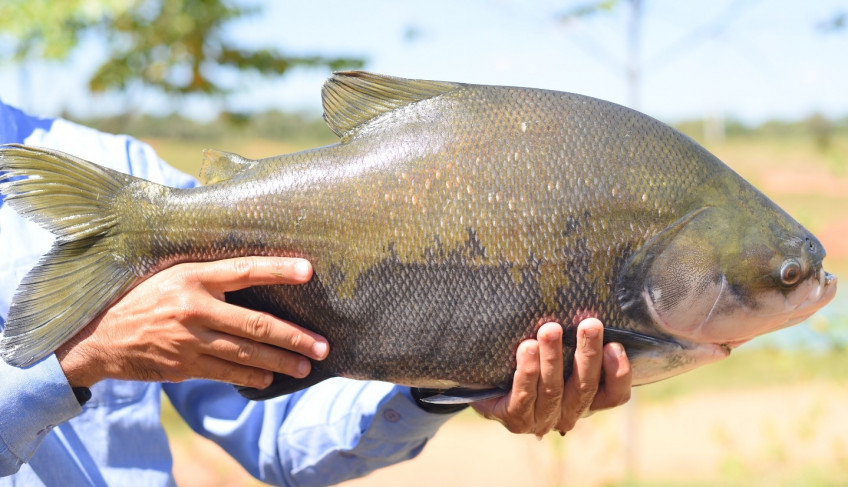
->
[[622, 198, 837, 349], [713, 216, 836, 347]]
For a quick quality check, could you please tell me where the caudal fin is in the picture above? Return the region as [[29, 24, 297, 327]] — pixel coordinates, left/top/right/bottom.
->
[[0, 144, 139, 367]]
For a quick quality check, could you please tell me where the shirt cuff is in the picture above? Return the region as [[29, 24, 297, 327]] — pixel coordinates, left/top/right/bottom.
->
[[0, 354, 82, 464]]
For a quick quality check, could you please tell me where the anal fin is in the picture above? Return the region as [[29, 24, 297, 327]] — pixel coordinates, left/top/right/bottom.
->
[[414, 387, 508, 405]]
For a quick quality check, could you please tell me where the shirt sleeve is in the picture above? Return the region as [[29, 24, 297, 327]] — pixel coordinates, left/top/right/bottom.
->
[[0, 355, 82, 476], [163, 378, 457, 487]]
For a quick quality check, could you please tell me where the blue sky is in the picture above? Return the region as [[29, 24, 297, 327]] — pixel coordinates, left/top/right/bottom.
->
[[2, 0, 847, 124]]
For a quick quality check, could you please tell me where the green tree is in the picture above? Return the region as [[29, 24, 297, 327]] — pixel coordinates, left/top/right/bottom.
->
[[0, 0, 363, 108], [0, 0, 128, 60]]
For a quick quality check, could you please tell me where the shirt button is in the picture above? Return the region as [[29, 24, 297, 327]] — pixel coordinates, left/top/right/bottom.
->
[[382, 409, 401, 423]]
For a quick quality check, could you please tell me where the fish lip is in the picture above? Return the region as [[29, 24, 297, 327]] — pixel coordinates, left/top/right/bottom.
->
[[815, 270, 837, 306], [722, 339, 750, 350], [825, 272, 837, 286]]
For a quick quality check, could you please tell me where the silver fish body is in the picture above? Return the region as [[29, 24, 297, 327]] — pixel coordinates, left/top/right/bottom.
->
[[0, 72, 837, 401]]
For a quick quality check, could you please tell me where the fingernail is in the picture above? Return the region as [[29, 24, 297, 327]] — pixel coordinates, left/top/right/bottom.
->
[[583, 327, 599, 340], [606, 342, 625, 359], [312, 341, 328, 359], [297, 359, 310, 377], [581, 327, 599, 349], [294, 259, 311, 278], [263, 372, 273, 388], [541, 326, 562, 343]]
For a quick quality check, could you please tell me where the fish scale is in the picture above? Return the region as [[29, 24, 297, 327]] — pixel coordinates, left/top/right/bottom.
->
[[0, 71, 836, 403]]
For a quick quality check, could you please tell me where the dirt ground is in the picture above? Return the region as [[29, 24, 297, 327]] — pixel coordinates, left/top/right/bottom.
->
[[169, 382, 848, 487], [342, 383, 848, 487]]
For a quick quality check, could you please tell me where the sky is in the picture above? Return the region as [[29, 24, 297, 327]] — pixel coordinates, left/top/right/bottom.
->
[[1, 0, 847, 125]]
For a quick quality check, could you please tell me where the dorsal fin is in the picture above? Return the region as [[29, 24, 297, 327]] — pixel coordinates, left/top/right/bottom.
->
[[321, 71, 460, 139], [199, 149, 255, 185]]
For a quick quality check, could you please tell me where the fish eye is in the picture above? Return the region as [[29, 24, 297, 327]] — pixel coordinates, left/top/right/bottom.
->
[[779, 260, 802, 287]]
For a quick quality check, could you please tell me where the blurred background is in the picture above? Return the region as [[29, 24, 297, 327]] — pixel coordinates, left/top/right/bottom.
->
[[2, 1, 847, 486]]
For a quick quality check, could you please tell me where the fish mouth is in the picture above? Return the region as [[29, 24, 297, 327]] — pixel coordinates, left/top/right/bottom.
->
[[718, 270, 837, 347], [785, 269, 837, 323], [731, 269, 837, 344], [645, 267, 837, 348]]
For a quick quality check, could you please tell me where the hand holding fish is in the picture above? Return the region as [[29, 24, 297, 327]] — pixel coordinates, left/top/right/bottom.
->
[[471, 319, 631, 437], [54, 257, 329, 390]]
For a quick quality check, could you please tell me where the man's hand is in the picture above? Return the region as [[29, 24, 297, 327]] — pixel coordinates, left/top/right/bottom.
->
[[471, 319, 631, 437], [55, 257, 329, 390]]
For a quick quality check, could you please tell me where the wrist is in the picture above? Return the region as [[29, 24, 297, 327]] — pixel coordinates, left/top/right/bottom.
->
[[55, 345, 103, 388]]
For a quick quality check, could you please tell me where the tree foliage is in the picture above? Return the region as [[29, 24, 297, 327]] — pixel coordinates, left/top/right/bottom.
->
[[0, 0, 133, 60], [0, 0, 364, 98]]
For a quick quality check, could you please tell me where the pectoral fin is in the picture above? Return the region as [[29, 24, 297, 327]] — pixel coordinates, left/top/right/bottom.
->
[[236, 368, 333, 401]]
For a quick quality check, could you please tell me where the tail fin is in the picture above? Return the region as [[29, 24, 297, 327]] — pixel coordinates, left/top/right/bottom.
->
[[0, 144, 139, 367]]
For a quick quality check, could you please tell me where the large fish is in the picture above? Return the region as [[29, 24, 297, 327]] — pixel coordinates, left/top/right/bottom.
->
[[0, 72, 837, 403]]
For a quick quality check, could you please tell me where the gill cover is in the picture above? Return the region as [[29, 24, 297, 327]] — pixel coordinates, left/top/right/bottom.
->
[[618, 207, 728, 340]]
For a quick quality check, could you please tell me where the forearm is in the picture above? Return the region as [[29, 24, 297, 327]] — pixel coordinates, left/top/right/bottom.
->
[[0, 355, 81, 476]]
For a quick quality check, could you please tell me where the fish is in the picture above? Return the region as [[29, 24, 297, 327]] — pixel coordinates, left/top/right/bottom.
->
[[0, 71, 837, 403]]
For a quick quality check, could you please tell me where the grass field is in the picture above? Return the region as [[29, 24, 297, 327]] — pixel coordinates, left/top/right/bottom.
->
[[148, 130, 848, 487]]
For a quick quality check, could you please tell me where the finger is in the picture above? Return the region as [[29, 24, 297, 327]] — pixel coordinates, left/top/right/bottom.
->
[[199, 330, 313, 379], [199, 299, 329, 361], [534, 322, 564, 436], [192, 355, 274, 389], [590, 342, 632, 411], [471, 340, 541, 433], [501, 340, 541, 434], [558, 318, 604, 434], [186, 257, 313, 293]]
